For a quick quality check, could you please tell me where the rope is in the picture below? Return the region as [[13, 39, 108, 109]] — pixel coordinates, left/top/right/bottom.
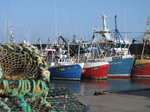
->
[[11, 80, 21, 96]]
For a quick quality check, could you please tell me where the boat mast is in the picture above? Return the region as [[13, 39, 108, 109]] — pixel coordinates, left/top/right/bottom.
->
[[102, 15, 108, 31], [141, 17, 150, 59], [6, 0, 10, 43], [101, 15, 112, 41], [38, 38, 43, 56], [8, 25, 15, 44], [77, 43, 80, 62], [7, 0, 9, 43], [146, 17, 150, 39]]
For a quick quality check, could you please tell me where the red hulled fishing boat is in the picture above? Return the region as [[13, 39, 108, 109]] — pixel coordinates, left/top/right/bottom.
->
[[82, 60, 109, 79], [132, 17, 150, 77]]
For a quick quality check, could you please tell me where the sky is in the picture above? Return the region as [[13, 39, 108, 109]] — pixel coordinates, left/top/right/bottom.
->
[[0, 0, 150, 44]]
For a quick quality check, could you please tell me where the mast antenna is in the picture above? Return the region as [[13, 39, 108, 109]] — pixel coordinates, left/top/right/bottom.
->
[[141, 17, 150, 59], [146, 17, 150, 39], [114, 15, 125, 44], [6, 0, 10, 43]]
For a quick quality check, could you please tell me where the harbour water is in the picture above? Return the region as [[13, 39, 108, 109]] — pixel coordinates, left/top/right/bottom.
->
[[49, 78, 150, 95]]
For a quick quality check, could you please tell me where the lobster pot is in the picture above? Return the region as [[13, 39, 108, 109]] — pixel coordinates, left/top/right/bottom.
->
[[1, 63, 13, 76], [0, 88, 86, 112], [47, 88, 87, 112], [0, 44, 50, 80], [0, 98, 23, 112], [27, 98, 53, 112], [0, 96, 49, 112]]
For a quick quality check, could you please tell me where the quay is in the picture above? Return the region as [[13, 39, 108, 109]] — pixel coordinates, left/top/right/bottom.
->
[[77, 88, 150, 112]]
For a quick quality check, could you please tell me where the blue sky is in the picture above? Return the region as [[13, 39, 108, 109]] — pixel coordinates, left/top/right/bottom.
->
[[0, 0, 149, 44]]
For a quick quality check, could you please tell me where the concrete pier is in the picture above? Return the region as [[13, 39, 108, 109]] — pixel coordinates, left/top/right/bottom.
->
[[77, 89, 150, 112]]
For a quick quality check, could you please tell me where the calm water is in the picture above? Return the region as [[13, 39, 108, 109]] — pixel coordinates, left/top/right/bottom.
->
[[49, 78, 150, 95]]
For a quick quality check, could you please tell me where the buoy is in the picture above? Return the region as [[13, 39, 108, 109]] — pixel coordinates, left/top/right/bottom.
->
[[81, 69, 85, 74]]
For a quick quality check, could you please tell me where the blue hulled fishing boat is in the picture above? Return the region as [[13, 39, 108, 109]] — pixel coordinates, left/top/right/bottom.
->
[[49, 63, 83, 80], [44, 35, 84, 80], [46, 47, 84, 80], [105, 55, 135, 78]]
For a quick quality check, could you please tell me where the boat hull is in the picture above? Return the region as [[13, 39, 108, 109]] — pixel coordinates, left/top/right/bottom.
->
[[107, 56, 135, 78], [132, 59, 150, 77], [82, 62, 109, 79], [49, 64, 82, 80]]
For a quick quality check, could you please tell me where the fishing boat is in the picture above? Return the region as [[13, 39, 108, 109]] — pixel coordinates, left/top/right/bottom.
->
[[132, 60, 150, 77], [49, 58, 84, 80], [94, 15, 134, 78], [105, 55, 134, 78], [81, 38, 110, 79], [46, 36, 84, 80], [82, 60, 109, 79], [49, 64, 83, 80], [131, 17, 150, 77]]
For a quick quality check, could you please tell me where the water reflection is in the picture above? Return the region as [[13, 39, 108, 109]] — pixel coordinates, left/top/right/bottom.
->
[[80, 80, 109, 95], [49, 80, 81, 93], [130, 77, 150, 87], [49, 78, 150, 95]]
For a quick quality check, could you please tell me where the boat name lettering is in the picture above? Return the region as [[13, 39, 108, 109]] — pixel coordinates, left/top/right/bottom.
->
[[92, 67, 99, 70], [112, 56, 122, 60], [68, 66, 77, 69], [110, 62, 122, 64], [136, 64, 145, 69], [56, 67, 65, 72]]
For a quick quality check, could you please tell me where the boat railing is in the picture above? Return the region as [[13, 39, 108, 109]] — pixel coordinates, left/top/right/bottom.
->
[[53, 58, 76, 65]]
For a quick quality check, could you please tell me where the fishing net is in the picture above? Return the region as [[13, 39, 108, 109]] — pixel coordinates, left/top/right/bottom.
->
[[0, 43, 86, 112]]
